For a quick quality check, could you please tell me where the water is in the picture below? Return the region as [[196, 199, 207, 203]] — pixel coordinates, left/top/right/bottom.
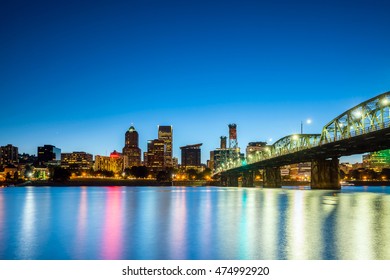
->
[[0, 186, 390, 260]]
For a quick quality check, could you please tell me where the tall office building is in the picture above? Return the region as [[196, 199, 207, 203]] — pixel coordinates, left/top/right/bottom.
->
[[37, 145, 61, 164], [180, 144, 202, 168], [122, 125, 141, 167], [0, 144, 19, 166], [158, 125, 173, 167], [146, 139, 165, 171]]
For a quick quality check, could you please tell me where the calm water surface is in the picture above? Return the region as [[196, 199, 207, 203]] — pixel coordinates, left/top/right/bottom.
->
[[0, 186, 390, 260]]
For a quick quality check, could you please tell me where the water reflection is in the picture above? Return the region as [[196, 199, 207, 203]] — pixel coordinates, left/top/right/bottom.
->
[[0, 186, 390, 259]]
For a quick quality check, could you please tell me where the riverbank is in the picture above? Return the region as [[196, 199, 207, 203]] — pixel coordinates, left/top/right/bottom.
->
[[6, 178, 390, 187], [13, 178, 220, 187]]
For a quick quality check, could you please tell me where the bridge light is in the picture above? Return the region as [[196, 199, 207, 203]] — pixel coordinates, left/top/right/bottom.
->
[[353, 109, 362, 119], [292, 134, 299, 140], [381, 98, 389, 106]]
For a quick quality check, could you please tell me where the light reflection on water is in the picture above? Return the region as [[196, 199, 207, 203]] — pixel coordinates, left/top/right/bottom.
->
[[0, 186, 390, 260]]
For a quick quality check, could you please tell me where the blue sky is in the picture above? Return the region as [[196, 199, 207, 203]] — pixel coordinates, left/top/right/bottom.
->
[[1, 0, 390, 163]]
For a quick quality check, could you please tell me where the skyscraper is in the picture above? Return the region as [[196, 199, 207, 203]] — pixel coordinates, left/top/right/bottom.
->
[[180, 144, 202, 168], [158, 125, 173, 167], [122, 125, 141, 167], [146, 139, 165, 171]]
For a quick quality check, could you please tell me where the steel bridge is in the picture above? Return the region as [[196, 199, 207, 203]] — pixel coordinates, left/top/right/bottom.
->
[[215, 90, 390, 189]]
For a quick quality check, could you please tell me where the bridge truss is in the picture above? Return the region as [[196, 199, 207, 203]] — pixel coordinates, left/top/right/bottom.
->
[[215, 91, 390, 175]]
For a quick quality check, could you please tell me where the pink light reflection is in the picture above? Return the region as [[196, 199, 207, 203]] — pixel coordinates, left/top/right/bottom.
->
[[101, 187, 123, 259]]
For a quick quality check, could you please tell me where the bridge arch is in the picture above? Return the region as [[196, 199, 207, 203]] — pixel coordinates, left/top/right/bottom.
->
[[320, 91, 390, 143]]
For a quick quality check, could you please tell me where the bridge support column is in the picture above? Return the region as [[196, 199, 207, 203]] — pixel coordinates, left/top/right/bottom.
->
[[242, 170, 254, 188], [311, 158, 340, 189], [220, 175, 228, 186], [227, 174, 239, 187], [264, 167, 281, 188]]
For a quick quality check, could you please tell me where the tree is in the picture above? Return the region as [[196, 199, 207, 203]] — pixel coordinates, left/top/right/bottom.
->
[[14, 171, 19, 181], [186, 169, 198, 180], [5, 172, 11, 181], [24, 165, 33, 178], [51, 167, 71, 182]]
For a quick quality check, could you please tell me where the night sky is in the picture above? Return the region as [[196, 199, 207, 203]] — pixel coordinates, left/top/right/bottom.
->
[[1, 0, 390, 163]]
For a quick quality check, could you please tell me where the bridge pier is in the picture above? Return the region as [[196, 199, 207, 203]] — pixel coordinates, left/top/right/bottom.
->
[[227, 174, 239, 187], [311, 158, 340, 189], [264, 167, 282, 188], [242, 170, 254, 187], [220, 175, 228, 186]]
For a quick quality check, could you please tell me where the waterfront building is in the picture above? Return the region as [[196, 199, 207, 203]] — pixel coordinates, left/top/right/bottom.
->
[[94, 150, 127, 174], [210, 126, 244, 172], [0, 144, 19, 166], [362, 149, 390, 171], [180, 143, 202, 168], [146, 139, 165, 172], [289, 162, 311, 181], [158, 125, 173, 167], [37, 145, 61, 165], [61, 152, 93, 170], [3, 164, 18, 179], [246, 141, 267, 161], [122, 125, 141, 168]]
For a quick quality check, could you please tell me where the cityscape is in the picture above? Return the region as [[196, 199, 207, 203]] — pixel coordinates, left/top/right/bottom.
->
[[2, 118, 390, 186], [1, 0, 390, 265]]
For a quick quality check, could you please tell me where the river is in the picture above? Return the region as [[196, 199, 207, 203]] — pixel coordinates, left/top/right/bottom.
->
[[0, 186, 389, 259]]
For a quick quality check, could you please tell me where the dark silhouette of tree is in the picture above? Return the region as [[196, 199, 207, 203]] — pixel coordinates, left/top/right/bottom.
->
[[5, 172, 11, 181], [51, 167, 71, 182], [156, 171, 171, 182], [14, 171, 19, 181], [24, 165, 33, 178], [381, 168, 390, 180]]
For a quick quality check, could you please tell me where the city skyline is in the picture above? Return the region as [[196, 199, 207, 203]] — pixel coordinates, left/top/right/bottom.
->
[[1, 0, 390, 163]]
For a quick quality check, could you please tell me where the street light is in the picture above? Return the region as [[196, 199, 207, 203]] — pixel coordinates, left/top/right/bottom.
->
[[301, 119, 312, 134]]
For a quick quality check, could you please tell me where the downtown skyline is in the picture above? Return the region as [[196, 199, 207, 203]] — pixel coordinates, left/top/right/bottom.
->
[[1, 0, 390, 163]]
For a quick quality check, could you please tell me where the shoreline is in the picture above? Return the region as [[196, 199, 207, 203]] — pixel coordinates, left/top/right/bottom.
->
[[4, 178, 390, 187]]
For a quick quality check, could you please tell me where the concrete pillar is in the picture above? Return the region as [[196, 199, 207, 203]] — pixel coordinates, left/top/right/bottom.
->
[[311, 158, 340, 189], [264, 167, 282, 188], [242, 170, 254, 187], [227, 174, 239, 187], [220, 175, 228, 186]]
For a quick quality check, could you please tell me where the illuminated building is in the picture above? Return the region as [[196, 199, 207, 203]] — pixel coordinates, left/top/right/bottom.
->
[[210, 124, 244, 172], [94, 150, 127, 174], [158, 125, 173, 167], [363, 149, 390, 171], [146, 139, 165, 172], [289, 162, 311, 181], [246, 142, 267, 158], [0, 144, 19, 166], [180, 144, 202, 168], [37, 145, 61, 165], [61, 152, 93, 170], [122, 125, 141, 167]]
